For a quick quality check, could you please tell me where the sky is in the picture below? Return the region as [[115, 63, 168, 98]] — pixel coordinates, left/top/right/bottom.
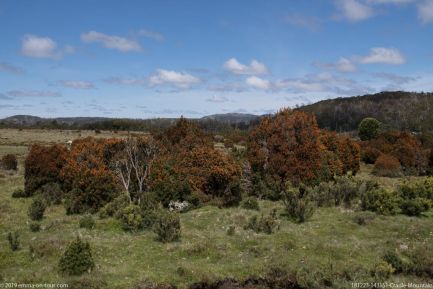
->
[[1, 0, 433, 118]]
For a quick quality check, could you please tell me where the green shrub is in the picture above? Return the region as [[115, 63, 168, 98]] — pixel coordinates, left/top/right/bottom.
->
[[11, 188, 28, 198], [358, 117, 381, 141], [28, 197, 46, 221], [361, 188, 400, 215], [221, 179, 242, 207], [371, 261, 394, 281], [58, 237, 95, 276], [332, 175, 360, 207], [119, 205, 143, 232], [244, 209, 279, 234], [7, 231, 20, 251], [400, 198, 431, 216], [353, 211, 376, 225], [98, 194, 129, 219], [153, 210, 181, 243], [382, 251, 405, 273], [29, 222, 41, 232], [79, 215, 96, 230], [282, 183, 314, 223], [399, 178, 433, 200], [226, 225, 236, 236], [241, 196, 260, 210], [1, 154, 18, 170], [38, 182, 63, 205]]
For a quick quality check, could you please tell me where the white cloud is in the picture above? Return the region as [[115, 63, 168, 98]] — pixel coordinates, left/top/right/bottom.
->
[[148, 69, 200, 88], [358, 47, 405, 64], [104, 77, 146, 86], [418, 0, 433, 23], [7, 89, 62, 97], [206, 95, 229, 103], [81, 31, 142, 52], [315, 57, 357, 72], [223, 58, 269, 75], [335, 0, 374, 22], [21, 35, 59, 58], [284, 14, 321, 31], [246, 76, 271, 89], [138, 29, 164, 41], [59, 80, 95, 89]]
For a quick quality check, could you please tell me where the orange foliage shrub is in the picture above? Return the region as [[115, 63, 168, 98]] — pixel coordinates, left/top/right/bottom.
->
[[362, 131, 427, 175], [248, 109, 360, 187], [373, 154, 402, 177], [25, 144, 68, 196], [61, 137, 121, 213]]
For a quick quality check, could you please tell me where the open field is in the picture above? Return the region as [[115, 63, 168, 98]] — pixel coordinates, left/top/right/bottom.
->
[[1, 129, 433, 288]]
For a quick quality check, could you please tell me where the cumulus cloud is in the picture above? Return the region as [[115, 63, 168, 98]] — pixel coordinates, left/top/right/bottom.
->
[[7, 89, 62, 97], [358, 47, 405, 64], [418, 0, 433, 23], [284, 14, 321, 31], [335, 0, 374, 22], [81, 31, 142, 52], [137, 29, 165, 41], [314, 57, 357, 72], [0, 62, 24, 74], [246, 76, 271, 89], [59, 80, 95, 89], [206, 95, 230, 103], [21, 35, 74, 59], [148, 69, 200, 88], [223, 58, 269, 75], [104, 77, 146, 86]]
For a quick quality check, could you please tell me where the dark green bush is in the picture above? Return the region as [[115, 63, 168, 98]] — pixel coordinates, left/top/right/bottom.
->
[[241, 196, 260, 210], [220, 179, 242, 207], [58, 237, 95, 276], [28, 197, 46, 221], [98, 194, 129, 219], [11, 188, 28, 198], [38, 182, 63, 205], [7, 231, 20, 251], [79, 215, 96, 230], [358, 117, 381, 141], [361, 188, 400, 215], [29, 222, 41, 232], [400, 198, 431, 216], [244, 209, 279, 234], [382, 251, 405, 273], [153, 210, 181, 243], [119, 205, 143, 232], [1, 154, 18, 170], [226, 225, 236, 236], [282, 183, 314, 223]]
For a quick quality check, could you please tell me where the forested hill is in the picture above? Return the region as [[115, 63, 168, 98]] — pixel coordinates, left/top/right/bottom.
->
[[297, 91, 433, 132]]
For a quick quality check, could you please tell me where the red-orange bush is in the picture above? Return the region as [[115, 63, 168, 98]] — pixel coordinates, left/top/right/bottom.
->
[[1, 154, 18, 170], [24, 144, 68, 196], [373, 154, 402, 177], [362, 131, 427, 175], [248, 109, 360, 187], [61, 137, 121, 213]]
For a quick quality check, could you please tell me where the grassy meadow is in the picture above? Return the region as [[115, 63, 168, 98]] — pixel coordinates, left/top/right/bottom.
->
[[0, 129, 432, 288]]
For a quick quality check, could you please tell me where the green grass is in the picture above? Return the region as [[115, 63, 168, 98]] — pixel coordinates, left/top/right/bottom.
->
[[1, 135, 433, 288]]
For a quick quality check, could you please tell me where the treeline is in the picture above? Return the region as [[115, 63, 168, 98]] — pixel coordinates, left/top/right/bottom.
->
[[298, 91, 433, 133], [0, 117, 258, 134]]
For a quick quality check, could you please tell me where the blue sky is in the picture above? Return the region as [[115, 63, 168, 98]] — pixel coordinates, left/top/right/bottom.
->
[[1, 0, 433, 118]]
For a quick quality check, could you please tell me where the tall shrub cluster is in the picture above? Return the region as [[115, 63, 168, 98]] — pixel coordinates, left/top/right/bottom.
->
[[24, 144, 68, 196], [247, 109, 360, 193]]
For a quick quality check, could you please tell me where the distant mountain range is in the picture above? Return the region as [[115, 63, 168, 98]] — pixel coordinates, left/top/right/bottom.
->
[[2, 91, 433, 132]]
